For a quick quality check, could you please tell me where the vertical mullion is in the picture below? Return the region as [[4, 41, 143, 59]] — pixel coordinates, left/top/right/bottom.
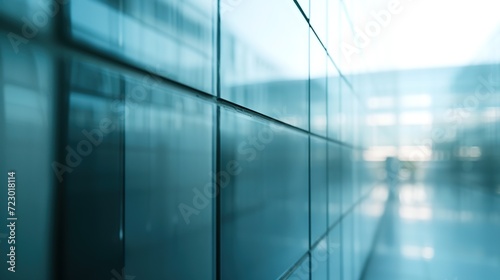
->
[[308, 23, 313, 280], [215, 0, 222, 280]]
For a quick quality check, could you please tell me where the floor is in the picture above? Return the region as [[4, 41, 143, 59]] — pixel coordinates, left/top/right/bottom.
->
[[362, 179, 500, 280]]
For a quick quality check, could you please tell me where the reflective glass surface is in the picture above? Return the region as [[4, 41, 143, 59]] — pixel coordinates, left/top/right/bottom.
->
[[220, 0, 309, 130], [70, 0, 215, 93], [364, 184, 500, 280], [288, 256, 311, 280], [310, 33, 328, 136], [328, 226, 342, 280], [310, 0, 327, 45], [2, 0, 498, 279], [328, 142, 342, 225], [0, 37, 55, 280], [124, 77, 214, 279], [220, 110, 309, 280], [311, 238, 329, 280], [311, 137, 328, 244], [63, 60, 124, 280]]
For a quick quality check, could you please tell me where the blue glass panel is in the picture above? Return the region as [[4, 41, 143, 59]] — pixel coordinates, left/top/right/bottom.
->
[[70, 0, 215, 93], [220, 0, 309, 130], [328, 142, 342, 225], [63, 61, 124, 280], [311, 136, 327, 243], [0, 37, 55, 280], [124, 77, 214, 279], [311, 238, 329, 280], [288, 256, 311, 280], [310, 34, 327, 136], [328, 226, 342, 280], [220, 110, 309, 280]]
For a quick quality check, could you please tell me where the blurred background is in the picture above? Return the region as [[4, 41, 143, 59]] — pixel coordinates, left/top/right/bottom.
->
[[0, 0, 498, 279]]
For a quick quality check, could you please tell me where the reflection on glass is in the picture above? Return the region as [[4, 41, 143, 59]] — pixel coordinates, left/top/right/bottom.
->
[[327, 61, 341, 140], [70, 0, 215, 93], [220, 110, 309, 280], [124, 77, 214, 279], [288, 256, 310, 280], [310, 33, 327, 136], [311, 137, 327, 244], [0, 0, 44, 22], [328, 226, 342, 280], [63, 61, 124, 280], [220, 0, 309, 129], [328, 142, 342, 225], [311, 238, 328, 280], [310, 0, 327, 45], [0, 37, 55, 280]]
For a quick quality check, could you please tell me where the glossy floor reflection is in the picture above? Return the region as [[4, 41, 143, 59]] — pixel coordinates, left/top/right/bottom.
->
[[363, 180, 500, 280]]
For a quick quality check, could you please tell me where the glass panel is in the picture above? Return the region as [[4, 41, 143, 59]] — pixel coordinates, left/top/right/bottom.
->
[[221, 0, 309, 130], [340, 81, 353, 144], [327, 0, 341, 63], [328, 226, 342, 280], [124, 76, 214, 279], [220, 110, 309, 280], [311, 136, 327, 243], [352, 203, 363, 280], [287, 256, 311, 280], [0, 0, 54, 26], [341, 214, 354, 280], [328, 142, 342, 225], [311, 238, 328, 280], [310, 0, 327, 45], [70, 0, 215, 93], [310, 33, 327, 136], [341, 145, 354, 213], [327, 61, 341, 141], [0, 37, 55, 280], [62, 60, 123, 280]]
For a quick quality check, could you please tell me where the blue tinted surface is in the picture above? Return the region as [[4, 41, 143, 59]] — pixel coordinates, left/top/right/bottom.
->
[[327, 63, 341, 141], [311, 238, 329, 280], [342, 213, 354, 280], [364, 182, 500, 280], [220, 110, 309, 280], [220, 0, 309, 130], [0, 38, 55, 280], [310, 33, 328, 136], [311, 137, 328, 244], [63, 61, 124, 280], [328, 143, 342, 226], [288, 256, 311, 280], [328, 226, 342, 280], [9, 0, 500, 279], [70, 0, 215, 93], [124, 77, 214, 279], [310, 0, 327, 45]]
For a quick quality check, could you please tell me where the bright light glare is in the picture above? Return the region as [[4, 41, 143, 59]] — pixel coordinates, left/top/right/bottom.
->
[[398, 146, 432, 162], [401, 94, 432, 108], [400, 111, 433, 125], [399, 206, 432, 220], [399, 186, 427, 204], [401, 245, 435, 260], [367, 97, 395, 109], [366, 113, 396, 126], [363, 146, 397, 161]]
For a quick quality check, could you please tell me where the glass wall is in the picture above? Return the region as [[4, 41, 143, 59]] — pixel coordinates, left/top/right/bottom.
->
[[0, 1, 386, 280]]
